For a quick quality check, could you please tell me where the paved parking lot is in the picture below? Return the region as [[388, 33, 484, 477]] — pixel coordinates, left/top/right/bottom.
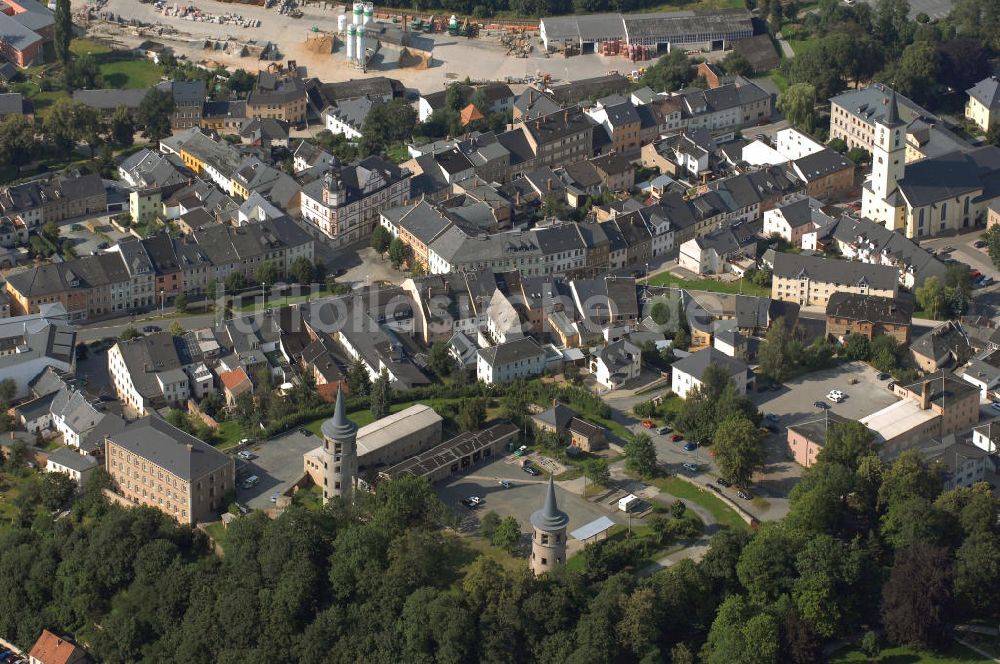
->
[[753, 361, 899, 424], [235, 429, 319, 510], [435, 456, 624, 543], [59, 219, 130, 257]]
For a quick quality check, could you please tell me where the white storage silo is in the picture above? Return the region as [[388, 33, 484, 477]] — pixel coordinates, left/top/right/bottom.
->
[[352, 2, 362, 25], [337, 13, 346, 32], [362, 2, 372, 25], [356, 24, 365, 63], [346, 23, 355, 61]]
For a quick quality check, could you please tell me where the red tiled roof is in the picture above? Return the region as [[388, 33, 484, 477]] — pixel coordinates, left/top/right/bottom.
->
[[29, 630, 86, 664]]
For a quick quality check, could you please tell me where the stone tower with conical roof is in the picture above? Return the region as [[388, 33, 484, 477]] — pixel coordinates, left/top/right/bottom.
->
[[529, 475, 569, 575], [319, 386, 358, 504]]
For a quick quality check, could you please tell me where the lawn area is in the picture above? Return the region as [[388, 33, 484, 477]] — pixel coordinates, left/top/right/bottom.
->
[[651, 476, 750, 532], [646, 272, 771, 297], [767, 69, 790, 94], [70, 38, 113, 57], [830, 642, 991, 663], [202, 521, 228, 552], [452, 534, 523, 575], [213, 420, 243, 451], [292, 484, 324, 511], [787, 37, 820, 56], [99, 58, 163, 90]]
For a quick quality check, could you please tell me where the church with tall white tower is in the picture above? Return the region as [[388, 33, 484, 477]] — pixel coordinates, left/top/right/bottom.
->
[[861, 91, 907, 232]]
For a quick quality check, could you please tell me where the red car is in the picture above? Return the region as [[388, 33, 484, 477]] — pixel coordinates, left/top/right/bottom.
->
[[641, 420, 654, 428], [671, 433, 683, 442]]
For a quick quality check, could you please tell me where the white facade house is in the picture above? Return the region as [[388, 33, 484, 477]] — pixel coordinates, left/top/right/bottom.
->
[[590, 339, 641, 390], [0, 307, 76, 399], [774, 127, 825, 160], [476, 337, 547, 385], [972, 420, 1000, 454], [670, 347, 750, 400], [45, 448, 99, 488]]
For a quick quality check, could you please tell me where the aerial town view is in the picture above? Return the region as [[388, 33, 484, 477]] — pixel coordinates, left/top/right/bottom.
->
[[0, 0, 998, 660]]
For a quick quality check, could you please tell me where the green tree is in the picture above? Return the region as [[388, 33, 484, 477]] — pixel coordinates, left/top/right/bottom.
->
[[916, 275, 946, 319], [479, 510, 501, 540], [625, 432, 658, 477], [73, 102, 102, 156], [371, 225, 391, 256], [0, 114, 37, 167], [954, 530, 1000, 616], [53, 0, 72, 65], [886, 40, 940, 106], [817, 421, 876, 471], [64, 53, 103, 91], [758, 316, 792, 382], [44, 98, 79, 154], [345, 357, 371, 396], [860, 631, 881, 658], [702, 594, 780, 664], [842, 332, 871, 360], [0, 378, 16, 405], [173, 292, 188, 313], [388, 237, 410, 269], [881, 543, 954, 649], [255, 261, 278, 287], [584, 458, 610, 487], [650, 301, 671, 326], [288, 256, 314, 285], [713, 416, 765, 486], [721, 50, 754, 76], [445, 83, 465, 111], [226, 68, 255, 97], [224, 271, 246, 292], [138, 87, 176, 142], [457, 398, 486, 432], [491, 515, 521, 554], [369, 368, 391, 420], [642, 50, 695, 92], [360, 99, 418, 154], [427, 341, 454, 378], [169, 321, 184, 337], [778, 83, 817, 133], [119, 326, 141, 340]]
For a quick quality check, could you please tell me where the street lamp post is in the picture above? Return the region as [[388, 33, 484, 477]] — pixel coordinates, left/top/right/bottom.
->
[[159, 289, 164, 319]]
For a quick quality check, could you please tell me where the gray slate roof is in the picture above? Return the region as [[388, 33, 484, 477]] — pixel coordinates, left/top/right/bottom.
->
[[771, 252, 899, 291], [108, 416, 232, 481]]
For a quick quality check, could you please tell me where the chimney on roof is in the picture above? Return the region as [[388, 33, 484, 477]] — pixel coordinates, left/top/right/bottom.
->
[[186, 443, 194, 452], [920, 380, 931, 410]]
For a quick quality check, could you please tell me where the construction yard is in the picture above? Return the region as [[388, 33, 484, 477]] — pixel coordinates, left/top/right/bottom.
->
[[77, 0, 683, 92]]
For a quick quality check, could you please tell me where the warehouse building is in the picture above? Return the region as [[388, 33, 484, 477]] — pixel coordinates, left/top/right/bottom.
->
[[379, 422, 519, 483], [304, 403, 444, 480], [539, 9, 753, 53]]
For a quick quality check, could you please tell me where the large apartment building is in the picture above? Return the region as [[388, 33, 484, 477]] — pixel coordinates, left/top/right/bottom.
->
[[105, 416, 234, 525], [299, 156, 412, 246], [770, 251, 899, 307], [246, 72, 309, 124], [0, 171, 106, 227]]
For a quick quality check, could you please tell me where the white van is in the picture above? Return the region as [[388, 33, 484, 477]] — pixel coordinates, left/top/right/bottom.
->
[[241, 475, 259, 489]]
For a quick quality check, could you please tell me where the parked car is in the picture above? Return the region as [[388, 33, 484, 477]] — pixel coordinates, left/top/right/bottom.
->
[[269, 492, 280, 503], [974, 240, 988, 248], [241, 475, 259, 489], [522, 464, 540, 476], [656, 425, 672, 435], [814, 400, 831, 409], [682, 462, 699, 473], [982, 276, 995, 286], [827, 390, 846, 403], [737, 489, 753, 500], [684, 441, 698, 451], [641, 420, 655, 428], [498, 480, 512, 489], [142, 325, 161, 333], [236, 450, 255, 461], [671, 433, 684, 442], [887, 381, 896, 391], [765, 413, 779, 422], [716, 477, 731, 487], [991, 402, 1000, 412], [941, 246, 955, 253]]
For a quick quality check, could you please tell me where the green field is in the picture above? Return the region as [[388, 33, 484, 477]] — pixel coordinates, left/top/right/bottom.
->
[[830, 642, 991, 663], [99, 59, 164, 89], [645, 273, 771, 297], [652, 476, 751, 532]]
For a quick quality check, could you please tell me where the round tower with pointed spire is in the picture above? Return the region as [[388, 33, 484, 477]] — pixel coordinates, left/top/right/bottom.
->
[[529, 475, 569, 575], [319, 386, 358, 503]]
